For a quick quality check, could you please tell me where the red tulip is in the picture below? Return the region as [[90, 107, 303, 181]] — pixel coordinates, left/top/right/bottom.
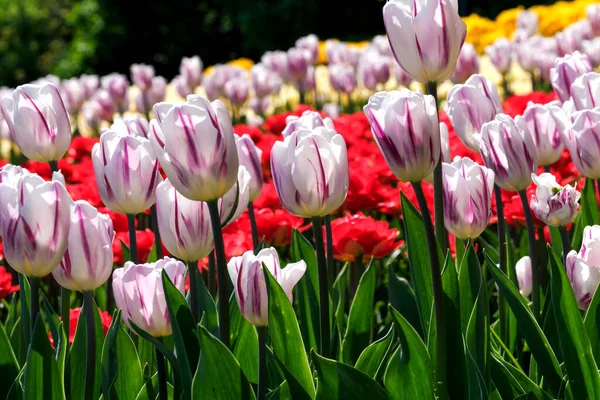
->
[[0, 266, 18, 300]]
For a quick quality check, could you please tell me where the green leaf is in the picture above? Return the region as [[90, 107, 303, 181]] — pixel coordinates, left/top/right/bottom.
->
[[459, 243, 490, 398], [162, 270, 198, 399], [101, 310, 120, 399], [354, 326, 394, 379], [291, 229, 320, 353], [133, 372, 174, 400], [312, 351, 389, 400], [192, 324, 256, 400], [24, 317, 65, 400], [264, 265, 315, 398], [231, 296, 259, 383], [490, 353, 550, 400], [0, 324, 20, 400], [341, 261, 375, 365], [266, 381, 290, 400], [387, 269, 422, 339], [196, 270, 219, 338], [272, 355, 313, 400], [548, 247, 600, 400], [18, 274, 30, 365], [400, 193, 433, 338], [484, 250, 562, 394], [147, 242, 158, 263], [384, 306, 434, 400], [585, 281, 600, 363], [120, 239, 131, 263], [332, 263, 349, 354], [571, 178, 599, 250]]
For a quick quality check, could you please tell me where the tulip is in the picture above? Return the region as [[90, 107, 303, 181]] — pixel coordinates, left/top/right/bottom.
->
[[372, 35, 392, 57], [485, 38, 512, 74], [514, 37, 539, 73], [130, 63, 155, 91], [287, 48, 310, 82], [4, 83, 72, 162], [0, 172, 72, 277], [250, 97, 270, 116], [581, 38, 600, 67], [515, 256, 533, 297], [180, 56, 203, 90], [441, 157, 494, 239], [261, 51, 289, 81], [135, 76, 167, 116], [155, 179, 213, 262], [92, 129, 162, 215], [550, 51, 593, 103], [446, 74, 503, 152], [235, 134, 263, 202], [517, 10, 538, 36], [477, 114, 537, 192], [151, 96, 239, 201], [227, 247, 306, 326], [329, 64, 357, 94], [101, 74, 130, 113], [295, 34, 319, 64], [52, 201, 115, 291], [271, 126, 348, 218], [224, 78, 250, 107], [529, 173, 580, 227], [450, 43, 480, 84], [357, 52, 391, 90], [282, 110, 333, 137], [252, 64, 282, 98], [172, 75, 193, 98], [112, 257, 185, 336], [394, 64, 413, 87], [566, 225, 600, 309], [80, 74, 99, 99], [0, 164, 29, 186], [61, 78, 86, 114], [559, 108, 600, 179], [588, 4, 600, 35], [570, 72, 600, 111], [534, 49, 559, 83], [111, 115, 150, 139], [364, 89, 439, 182], [520, 102, 566, 166], [383, 0, 466, 83], [219, 166, 251, 226], [89, 90, 117, 122]]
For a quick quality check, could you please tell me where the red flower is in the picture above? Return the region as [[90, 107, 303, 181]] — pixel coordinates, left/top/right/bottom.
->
[[225, 208, 309, 247], [112, 229, 170, 264], [0, 266, 18, 300], [252, 181, 282, 210], [222, 230, 253, 261], [328, 213, 403, 263], [262, 105, 317, 135], [50, 307, 112, 346], [501, 91, 557, 118], [98, 207, 129, 233]]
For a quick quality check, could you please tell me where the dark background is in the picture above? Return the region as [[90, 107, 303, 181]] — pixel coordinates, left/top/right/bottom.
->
[[0, 0, 559, 87]]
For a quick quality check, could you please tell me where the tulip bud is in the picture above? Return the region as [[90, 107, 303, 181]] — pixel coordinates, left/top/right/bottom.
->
[[227, 247, 306, 326], [282, 110, 333, 137], [92, 129, 162, 214], [80, 74, 99, 99], [287, 48, 311, 82], [172, 75, 193, 98], [383, 0, 466, 83], [271, 126, 348, 218], [224, 77, 250, 106], [6, 83, 72, 162], [520, 102, 566, 166], [130, 64, 155, 91], [101, 74, 130, 114], [485, 38, 512, 74], [514, 37, 539, 72], [581, 38, 600, 67], [219, 166, 251, 226], [180, 56, 203, 90], [446, 74, 503, 152], [570, 72, 600, 111], [295, 34, 319, 65], [151, 96, 239, 201], [261, 51, 290, 82], [560, 108, 600, 179], [156, 179, 213, 262], [235, 134, 263, 202], [517, 10, 538, 36], [566, 225, 600, 309], [529, 173, 580, 227], [52, 201, 115, 291], [252, 64, 282, 98], [515, 256, 533, 297], [450, 43, 480, 84], [111, 115, 150, 139], [364, 89, 439, 182], [89, 90, 117, 122], [441, 157, 494, 239], [588, 4, 600, 35], [550, 51, 593, 103], [61, 78, 86, 115], [329, 64, 357, 94], [477, 114, 537, 191], [135, 76, 167, 115], [0, 173, 72, 277], [372, 35, 392, 57], [112, 257, 185, 336], [358, 52, 391, 90]]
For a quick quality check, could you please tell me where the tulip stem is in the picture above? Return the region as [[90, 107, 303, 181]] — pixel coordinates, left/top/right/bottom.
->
[[48, 160, 59, 174], [412, 182, 448, 400], [208, 250, 216, 296], [257, 326, 267, 400], [188, 261, 199, 323], [83, 291, 96, 400], [207, 200, 230, 348], [150, 205, 162, 259], [558, 226, 571, 263], [249, 202, 259, 250], [29, 277, 40, 340], [518, 190, 541, 321], [61, 287, 71, 343], [156, 345, 168, 400], [494, 185, 509, 349], [311, 217, 331, 358], [324, 215, 335, 287], [501, 73, 511, 99], [127, 214, 139, 264]]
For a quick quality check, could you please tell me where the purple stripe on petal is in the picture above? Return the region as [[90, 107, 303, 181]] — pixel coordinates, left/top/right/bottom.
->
[[76, 205, 94, 277], [22, 91, 55, 141], [366, 107, 404, 170], [177, 108, 200, 167], [51, 185, 60, 251]]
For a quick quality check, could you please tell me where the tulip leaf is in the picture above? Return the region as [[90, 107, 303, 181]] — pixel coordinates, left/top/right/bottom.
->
[[272, 355, 313, 400], [459, 242, 490, 398], [0, 323, 19, 400], [484, 250, 562, 394], [196, 268, 218, 338], [490, 353, 550, 399], [384, 305, 434, 400], [266, 381, 290, 400], [312, 350, 389, 400], [354, 326, 394, 379], [24, 317, 65, 400], [571, 178, 599, 250], [400, 192, 433, 341], [341, 260, 375, 365], [69, 297, 104, 400], [133, 372, 174, 400], [387, 269, 422, 339], [291, 229, 320, 353], [192, 324, 256, 400], [119, 239, 131, 264], [231, 296, 259, 384], [146, 242, 158, 263], [548, 247, 600, 400], [264, 266, 315, 398], [332, 263, 349, 357], [101, 310, 120, 398], [584, 282, 600, 363], [18, 274, 31, 365]]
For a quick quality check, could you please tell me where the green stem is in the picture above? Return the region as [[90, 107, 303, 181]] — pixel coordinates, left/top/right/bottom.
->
[[324, 215, 335, 288], [156, 345, 168, 400], [412, 182, 448, 399], [494, 185, 509, 349], [207, 200, 230, 347], [188, 260, 199, 323], [257, 326, 267, 400], [48, 160, 59, 174], [558, 226, 571, 264], [208, 250, 216, 297], [501, 73, 511, 99], [150, 205, 163, 259], [29, 277, 40, 341], [518, 190, 540, 321], [127, 214, 139, 264], [543, 165, 551, 173], [249, 202, 259, 250], [311, 217, 331, 358], [83, 291, 96, 400], [18, 274, 29, 359], [61, 287, 71, 342]]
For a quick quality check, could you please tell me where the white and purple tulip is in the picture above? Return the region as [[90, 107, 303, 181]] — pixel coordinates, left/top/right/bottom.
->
[[224, 77, 250, 107], [179, 56, 203, 90], [529, 173, 580, 227], [450, 43, 480, 84], [295, 34, 320, 65], [520, 101, 567, 166], [559, 108, 600, 179], [550, 51, 593, 103], [515, 256, 533, 297], [570, 72, 600, 111], [111, 115, 150, 139], [566, 225, 600, 310], [485, 38, 513, 74], [130, 63, 156, 92], [235, 134, 263, 202], [282, 110, 333, 138]]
